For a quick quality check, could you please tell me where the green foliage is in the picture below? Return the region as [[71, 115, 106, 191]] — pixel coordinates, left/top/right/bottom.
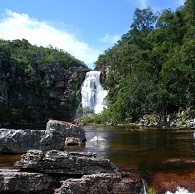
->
[[82, 109, 116, 125], [147, 188, 156, 194], [0, 39, 87, 124], [81, 109, 139, 129], [95, 3, 195, 123], [82, 114, 103, 124]]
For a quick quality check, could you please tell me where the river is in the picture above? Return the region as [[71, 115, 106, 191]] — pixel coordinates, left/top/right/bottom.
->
[[83, 126, 195, 193], [82, 126, 195, 169], [1, 125, 195, 193]]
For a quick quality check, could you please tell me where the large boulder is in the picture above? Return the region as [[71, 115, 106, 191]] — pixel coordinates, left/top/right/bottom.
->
[[40, 120, 86, 150], [15, 149, 118, 175], [0, 128, 44, 153], [0, 120, 86, 153]]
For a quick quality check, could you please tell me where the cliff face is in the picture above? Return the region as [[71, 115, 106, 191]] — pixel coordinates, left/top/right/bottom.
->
[[46, 66, 89, 121], [0, 39, 89, 125]]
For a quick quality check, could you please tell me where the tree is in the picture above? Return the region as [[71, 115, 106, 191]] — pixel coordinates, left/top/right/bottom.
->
[[131, 7, 158, 32], [183, 0, 195, 26]]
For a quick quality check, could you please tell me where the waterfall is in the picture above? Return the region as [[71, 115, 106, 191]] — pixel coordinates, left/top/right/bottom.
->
[[81, 71, 107, 114], [141, 179, 147, 194], [165, 187, 195, 194]]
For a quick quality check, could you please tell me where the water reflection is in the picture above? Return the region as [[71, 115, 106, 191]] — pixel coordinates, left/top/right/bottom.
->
[[0, 154, 21, 168], [83, 126, 195, 172], [84, 126, 109, 158]]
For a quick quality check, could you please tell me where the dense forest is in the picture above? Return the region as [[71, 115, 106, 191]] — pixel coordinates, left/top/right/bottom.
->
[[0, 39, 88, 125], [94, 0, 195, 124]]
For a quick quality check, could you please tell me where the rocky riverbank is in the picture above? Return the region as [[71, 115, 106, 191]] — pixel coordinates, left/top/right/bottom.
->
[[2, 119, 195, 193], [137, 110, 195, 129], [0, 149, 145, 194], [0, 119, 146, 194]]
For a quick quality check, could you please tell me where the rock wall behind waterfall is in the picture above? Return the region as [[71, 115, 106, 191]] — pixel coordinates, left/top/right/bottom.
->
[[0, 65, 89, 125]]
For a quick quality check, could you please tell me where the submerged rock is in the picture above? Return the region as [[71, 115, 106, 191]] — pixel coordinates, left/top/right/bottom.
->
[[151, 171, 195, 194], [162, 158, 195, 169]]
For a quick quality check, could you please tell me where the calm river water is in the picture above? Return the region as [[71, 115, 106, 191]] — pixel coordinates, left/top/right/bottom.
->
[[1, 125, 195, 193], [84, 126, 195, 193], [82, 126, 195, 170]]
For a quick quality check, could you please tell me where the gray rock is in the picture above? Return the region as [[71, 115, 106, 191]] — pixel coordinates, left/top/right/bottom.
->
[[1, 149, 145, 194], [40, 120, 86, 150], [0, 119, 86, 153], [0, 168, 53, 194], [0, 128, 44, 153], [64, 137, 82, 146], [54, 173, 145, 194], [15, 149, 118, 175], [46, 120, 86, 141]]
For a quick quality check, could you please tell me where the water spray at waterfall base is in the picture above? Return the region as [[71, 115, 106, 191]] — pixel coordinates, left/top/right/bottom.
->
[[81, 71, 107, 114]]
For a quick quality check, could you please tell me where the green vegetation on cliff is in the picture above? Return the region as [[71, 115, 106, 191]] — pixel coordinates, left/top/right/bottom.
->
[[0, 39, 88, 124], [95, 0, 195, 123]]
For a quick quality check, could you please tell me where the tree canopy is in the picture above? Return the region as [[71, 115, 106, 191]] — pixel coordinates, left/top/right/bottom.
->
[[95, 0, 195, 123]]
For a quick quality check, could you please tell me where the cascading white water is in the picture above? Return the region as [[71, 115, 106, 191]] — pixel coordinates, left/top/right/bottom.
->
[[81, 71, 107, 114], [165, 187, 195, 194]]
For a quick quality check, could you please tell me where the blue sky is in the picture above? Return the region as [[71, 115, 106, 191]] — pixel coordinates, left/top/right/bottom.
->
[[0, 0, 185, 68]]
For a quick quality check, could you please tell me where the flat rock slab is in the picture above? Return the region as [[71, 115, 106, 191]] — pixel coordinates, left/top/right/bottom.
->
[[0, 168, 53, 194], [54, 173, 145, 194], [15, 149, 118, 175], [0, 149, 146, 194], [0, 169, 145, 194]]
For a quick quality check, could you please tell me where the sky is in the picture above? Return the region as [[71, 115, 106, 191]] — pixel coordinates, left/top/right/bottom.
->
[[0, 0, 185, 69]]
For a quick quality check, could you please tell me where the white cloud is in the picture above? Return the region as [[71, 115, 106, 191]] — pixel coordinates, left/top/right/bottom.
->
[[0, 9, 100, 67], [177, 0, 185, 6], [139, 0, 147, 8], [100, 33, 121, 44], [126, 0, 148, 9]]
